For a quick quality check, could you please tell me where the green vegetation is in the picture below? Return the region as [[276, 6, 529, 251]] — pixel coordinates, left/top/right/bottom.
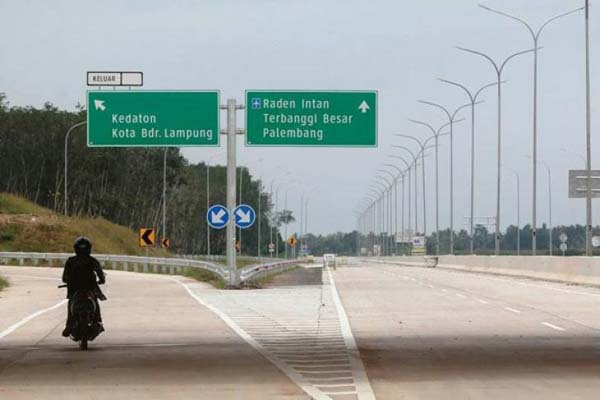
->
[[183, 268, 225, 289], [0, 275, 8, 291], [249, 266, 301, 287], [0, 95, 285, 256], [0, 193, 168, 256]]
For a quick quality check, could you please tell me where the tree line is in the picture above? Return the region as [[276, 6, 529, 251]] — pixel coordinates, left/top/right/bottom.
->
[[0, 94, 291, 255]]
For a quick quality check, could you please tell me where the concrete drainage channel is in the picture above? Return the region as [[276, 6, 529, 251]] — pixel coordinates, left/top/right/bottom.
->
[[176, 266, 375, 400]]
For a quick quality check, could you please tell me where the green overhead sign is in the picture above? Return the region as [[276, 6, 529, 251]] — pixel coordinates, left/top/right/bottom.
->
[[87, 91, 220, 147], [245, 90, 377, 147]]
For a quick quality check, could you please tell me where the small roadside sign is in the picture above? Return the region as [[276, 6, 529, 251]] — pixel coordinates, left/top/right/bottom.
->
[[560, 243, 568, 255], [411, 236, 426, 255], [87, 71, 143, 87], [234, 204, 256, 229], [592, 236, 600, 248], [559, 233, 568, 243], [207, 205, 229, 229], [268, 243, 275, 253], [287, 236, 298, 247], [139, 228, 155, 247], [161, 238, 170, 248]]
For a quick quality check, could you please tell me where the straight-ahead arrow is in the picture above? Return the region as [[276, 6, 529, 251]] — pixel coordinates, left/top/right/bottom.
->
[[358, 100, 370, 113]]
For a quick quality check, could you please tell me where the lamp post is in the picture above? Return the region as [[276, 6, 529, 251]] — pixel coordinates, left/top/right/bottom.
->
[[63, 121, 87, 215], [585, 0, 593, 256], [371, 181, 390, 255], [388, 155, 413, 241], [439, 79, 499, 254], [384, 163, 407, 253], [391, 145, 419, 235], [417, 101, 474, 254], [402, 125, 452, 255], [376, 172, 396, 255], [457, 45, 536, 255], [479, 3, 583, 256], [206, 152, 226, 256]]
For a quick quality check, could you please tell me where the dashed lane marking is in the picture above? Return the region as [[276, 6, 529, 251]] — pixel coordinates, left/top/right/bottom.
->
[[542, 322, 566, 332], [504, 307, 522, 314]]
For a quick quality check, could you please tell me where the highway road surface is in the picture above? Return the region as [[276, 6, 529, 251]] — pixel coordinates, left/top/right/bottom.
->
[[2, 260, 600, 399]]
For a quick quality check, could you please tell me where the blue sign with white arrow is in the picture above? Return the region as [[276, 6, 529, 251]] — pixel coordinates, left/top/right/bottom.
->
[[207, 204, 229, 229], [234, 204, 256, 229]]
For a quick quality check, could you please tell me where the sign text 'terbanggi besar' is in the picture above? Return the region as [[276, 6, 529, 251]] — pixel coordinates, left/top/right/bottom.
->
[[245, 90, 377, 147]]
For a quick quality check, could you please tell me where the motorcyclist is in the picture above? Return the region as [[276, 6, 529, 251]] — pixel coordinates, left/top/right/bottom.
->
[[61, 236, 106, 337]]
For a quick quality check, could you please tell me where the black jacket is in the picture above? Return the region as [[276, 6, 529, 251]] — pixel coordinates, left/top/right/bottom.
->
[[62, 255, 105, 299]]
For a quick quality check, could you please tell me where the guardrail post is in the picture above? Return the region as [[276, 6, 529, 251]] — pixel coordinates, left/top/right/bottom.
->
[[19, 258, 24, 266]]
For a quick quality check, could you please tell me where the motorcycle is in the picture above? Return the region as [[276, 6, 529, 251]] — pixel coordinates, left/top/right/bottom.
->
[[58, 282, 106, 350]]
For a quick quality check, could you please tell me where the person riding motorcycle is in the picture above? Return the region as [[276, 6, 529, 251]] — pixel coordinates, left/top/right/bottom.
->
[[61, 237, 106, 337]]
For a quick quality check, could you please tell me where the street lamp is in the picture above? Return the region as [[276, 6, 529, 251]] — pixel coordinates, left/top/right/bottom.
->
[[63, 121, 87, 215], [417, 101, 473, 255], [376, 172, 396, 255], [388, 155, 413, 241], [457, 45, 536, 255], [384, 163, 407, 251], [479, 3, 583, 256], [439, 79, 499, 254], [392, 145, 419, 235], [402, 124, 452, 255]]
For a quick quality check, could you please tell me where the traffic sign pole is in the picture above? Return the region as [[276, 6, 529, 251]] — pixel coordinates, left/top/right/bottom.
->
[[224, 99, 242, 287]]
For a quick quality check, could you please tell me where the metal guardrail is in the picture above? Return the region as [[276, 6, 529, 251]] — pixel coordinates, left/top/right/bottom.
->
[[0, 252, 230, 281], [0, 252, 302, 284], [239, 259, 301, 282]]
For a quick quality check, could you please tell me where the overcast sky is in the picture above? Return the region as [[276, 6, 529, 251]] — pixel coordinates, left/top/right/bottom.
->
[[1, 0, 598, 235]]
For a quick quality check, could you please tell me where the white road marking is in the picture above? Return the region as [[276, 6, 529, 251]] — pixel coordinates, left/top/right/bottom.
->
[[504, 307, 522, 314], [542, 322, 566, 332], [326, 268, 376, 400], [477, 299, 490, 304], [456, 293, 467, 299], [172, 274, 376, 400], [0, 299, 67, 340]]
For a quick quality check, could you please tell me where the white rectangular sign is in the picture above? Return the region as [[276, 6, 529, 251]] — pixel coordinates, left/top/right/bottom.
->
[[87, 71, 143, 87]]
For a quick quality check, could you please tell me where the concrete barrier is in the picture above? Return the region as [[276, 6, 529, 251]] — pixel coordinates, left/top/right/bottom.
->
[[368, 255, 600, 286]]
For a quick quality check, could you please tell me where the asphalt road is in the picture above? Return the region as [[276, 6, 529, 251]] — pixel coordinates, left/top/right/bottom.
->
[[0, 266, 306, 400], [333, 260, 600, 400], [3, 261, 600, 399]]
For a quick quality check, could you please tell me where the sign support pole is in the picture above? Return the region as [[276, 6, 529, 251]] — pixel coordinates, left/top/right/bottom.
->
[[224, 99, 239, 286]]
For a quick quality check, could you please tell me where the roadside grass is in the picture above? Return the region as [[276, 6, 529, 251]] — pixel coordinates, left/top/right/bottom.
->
[[0, 193, 169, 257], [183, 268, 226, 289], [0, 275, 8, 291], [246, 266, 301, 288]]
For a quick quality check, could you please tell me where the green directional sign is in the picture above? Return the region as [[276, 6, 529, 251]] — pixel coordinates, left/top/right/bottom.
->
[[245, 90, 377, 147], [87, 91, 220, 147]]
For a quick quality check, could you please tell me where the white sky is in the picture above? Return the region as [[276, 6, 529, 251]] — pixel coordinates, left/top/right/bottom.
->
[[1, 0, 598, 235]]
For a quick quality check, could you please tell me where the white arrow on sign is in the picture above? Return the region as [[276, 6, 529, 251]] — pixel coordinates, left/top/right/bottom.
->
[[236, 209, 251, 224], [94, 99, 106, 111], [210, 209, 226, 224], [358, 100, 370, 113]]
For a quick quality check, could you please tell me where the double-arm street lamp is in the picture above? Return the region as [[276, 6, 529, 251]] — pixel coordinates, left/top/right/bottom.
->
[[417, 101, 472, 255], [479, 3, 583, 256], [388, 155, 413, 241], [439, 79, 499, 254], [457, 45, 536, 255]]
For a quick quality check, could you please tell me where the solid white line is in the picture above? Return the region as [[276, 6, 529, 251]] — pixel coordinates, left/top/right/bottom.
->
[[323, 391, 358, 396], [315, 383, 356, 388], [504, 307, 522, 314], [542, 322, 566, 332], [170, 278, 329, 400], [326, 268, 376, 400], [477, 299, 489, 304], [0, 299, 68, 340]]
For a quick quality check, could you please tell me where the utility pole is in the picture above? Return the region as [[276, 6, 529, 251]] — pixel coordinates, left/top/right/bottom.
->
[[585, 0, 593, 256]]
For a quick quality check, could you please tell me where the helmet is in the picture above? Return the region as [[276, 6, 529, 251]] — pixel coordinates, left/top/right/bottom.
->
[[73, 236, 92, 256]]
